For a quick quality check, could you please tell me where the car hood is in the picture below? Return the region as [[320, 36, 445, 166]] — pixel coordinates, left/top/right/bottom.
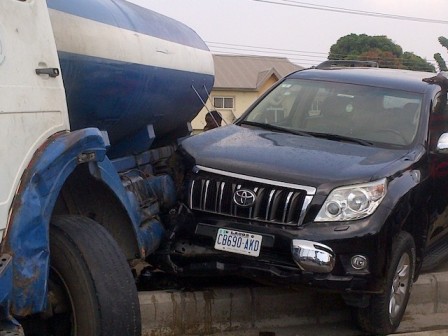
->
[[180, 125, 413, 191]]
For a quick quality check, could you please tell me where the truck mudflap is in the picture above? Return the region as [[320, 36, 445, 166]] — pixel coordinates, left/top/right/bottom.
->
[[2, 128, 154, 317]]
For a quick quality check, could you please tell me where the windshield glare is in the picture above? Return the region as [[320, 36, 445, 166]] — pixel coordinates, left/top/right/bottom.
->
[[243, 79, 423, 146]]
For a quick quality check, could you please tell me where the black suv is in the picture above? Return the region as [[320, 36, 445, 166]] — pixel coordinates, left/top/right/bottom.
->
[[155, 64, 448, 334]]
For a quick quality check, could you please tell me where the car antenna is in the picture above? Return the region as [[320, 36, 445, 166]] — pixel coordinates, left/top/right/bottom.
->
[[191, 84, 226, 127], [203, 83, 227, 126]]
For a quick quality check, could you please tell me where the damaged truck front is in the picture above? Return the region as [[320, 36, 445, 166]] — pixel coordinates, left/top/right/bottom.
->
[[153, 66, 448, 335], [0, 0, 213, 334]]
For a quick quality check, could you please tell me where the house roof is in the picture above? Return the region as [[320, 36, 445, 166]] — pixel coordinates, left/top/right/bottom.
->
[[213, 54, 303, 90]]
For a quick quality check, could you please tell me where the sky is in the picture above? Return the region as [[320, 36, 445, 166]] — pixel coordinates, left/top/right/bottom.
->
[[127, 0, 448, 69]]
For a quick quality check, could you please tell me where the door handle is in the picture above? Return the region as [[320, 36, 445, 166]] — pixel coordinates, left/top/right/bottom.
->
[[35, 67, 60, 78]]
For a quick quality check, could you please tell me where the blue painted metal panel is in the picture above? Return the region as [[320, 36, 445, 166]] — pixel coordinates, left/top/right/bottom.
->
[[58, 51, 213, 143], [46, 0, 208, 50], [59, 51, 213, 153], [46, 0, 215, 157], [138, 219, 164, 256], [2, 129, 155, 316], [0, 254, 12, 307], [92, 163, 165, 256], [0, 254, 21, 331]]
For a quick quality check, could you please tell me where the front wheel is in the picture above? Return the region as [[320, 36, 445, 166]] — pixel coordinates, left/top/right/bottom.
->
[[47, 215, 141, 336], [353, 231, 415, 335]]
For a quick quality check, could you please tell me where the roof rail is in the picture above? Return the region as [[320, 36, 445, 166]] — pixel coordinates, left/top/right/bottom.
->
[[316, 60, 379, 69]]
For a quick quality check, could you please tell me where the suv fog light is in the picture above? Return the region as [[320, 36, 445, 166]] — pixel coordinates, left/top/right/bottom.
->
[[351, 255, 368, 270]]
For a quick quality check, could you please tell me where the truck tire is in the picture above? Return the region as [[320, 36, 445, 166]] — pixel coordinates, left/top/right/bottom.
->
[[354, 231, 415, 335], [48, 215, 141, 336]]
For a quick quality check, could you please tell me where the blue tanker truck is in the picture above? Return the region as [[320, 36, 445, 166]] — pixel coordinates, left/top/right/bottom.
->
[[0, 0, 213, 334]]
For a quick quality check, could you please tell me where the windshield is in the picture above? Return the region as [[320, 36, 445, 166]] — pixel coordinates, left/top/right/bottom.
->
[[242, 78, 423, 147]]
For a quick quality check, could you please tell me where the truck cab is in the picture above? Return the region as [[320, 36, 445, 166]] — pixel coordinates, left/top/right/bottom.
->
[[0, 0, 69, 246], [0, 0, 214, 334], [0, 2, 69, 331]]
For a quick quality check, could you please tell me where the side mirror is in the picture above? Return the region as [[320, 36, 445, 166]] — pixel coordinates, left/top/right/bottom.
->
[[436, 133, 448, 153]]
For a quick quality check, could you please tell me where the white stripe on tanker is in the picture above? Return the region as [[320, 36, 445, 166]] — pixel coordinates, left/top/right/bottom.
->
[[49, 9, 214, 76]]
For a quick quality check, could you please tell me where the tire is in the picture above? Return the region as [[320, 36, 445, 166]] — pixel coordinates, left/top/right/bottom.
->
[[48, 215, 141, 336], [354, 231, 416, 335]]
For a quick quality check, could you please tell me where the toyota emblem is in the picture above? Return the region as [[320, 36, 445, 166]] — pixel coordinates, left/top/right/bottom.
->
[[233, 189, 256, 207]]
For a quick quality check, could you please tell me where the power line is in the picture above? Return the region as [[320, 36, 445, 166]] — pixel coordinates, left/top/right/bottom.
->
[[206, 41, 328, 56], [209, 50, 438, 69], [249, 0, 448, 24], [210, 51, 322, 67], [205, 2, 444, 67], [207, 45, 327, 59], [206, 41, 328, 66], [205, 41, 438, 67]]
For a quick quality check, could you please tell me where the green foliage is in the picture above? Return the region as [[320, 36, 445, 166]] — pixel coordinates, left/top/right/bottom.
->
[[358, 49, 401, 69], [435, 37, 448, 72], [439, 36, 448, 50], [329, 33, 434, 72], [402, 52, 435, 72], [434, 53, 448, 71], [329, 34, 402, 60]]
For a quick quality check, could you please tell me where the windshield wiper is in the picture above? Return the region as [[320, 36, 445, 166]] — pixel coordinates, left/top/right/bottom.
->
[[239, 120, 313, 137], [309, 132, 374, 146]]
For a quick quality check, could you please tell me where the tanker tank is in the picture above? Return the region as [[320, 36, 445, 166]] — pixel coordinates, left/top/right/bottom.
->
[[46, 0, 214, 156]]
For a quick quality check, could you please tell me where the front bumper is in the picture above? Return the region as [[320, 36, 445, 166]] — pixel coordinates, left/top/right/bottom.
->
[[166, 211, 389, 293], [291, 240, 335, 273]]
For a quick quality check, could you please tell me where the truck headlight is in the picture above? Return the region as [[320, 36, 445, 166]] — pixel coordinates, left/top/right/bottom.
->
[[315, 178, 387, 222]]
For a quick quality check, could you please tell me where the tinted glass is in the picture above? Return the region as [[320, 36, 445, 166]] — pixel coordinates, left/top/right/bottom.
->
[[244, 79, 423, 146]]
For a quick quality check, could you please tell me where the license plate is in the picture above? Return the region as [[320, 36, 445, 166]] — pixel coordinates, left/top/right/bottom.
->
[[214, 228, 262, 257]]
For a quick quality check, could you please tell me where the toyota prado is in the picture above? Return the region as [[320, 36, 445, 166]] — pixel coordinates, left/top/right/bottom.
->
[[153, 64, 448, 334]]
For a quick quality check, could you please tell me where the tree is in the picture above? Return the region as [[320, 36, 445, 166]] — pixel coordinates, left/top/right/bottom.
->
[[434, 36, 448, 71], [402, 52, 436, 72], [358, 49, 401, 69], [434, 53, 448, 72], [439, 36, 448, 49], [329, 34, 435, 72]]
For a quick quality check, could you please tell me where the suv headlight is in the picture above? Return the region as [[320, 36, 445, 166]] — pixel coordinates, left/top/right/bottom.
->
[[315, 178, 387, 222]]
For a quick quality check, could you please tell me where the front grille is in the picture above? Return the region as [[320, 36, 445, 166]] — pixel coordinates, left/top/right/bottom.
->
[[188, 166, 315, 226]]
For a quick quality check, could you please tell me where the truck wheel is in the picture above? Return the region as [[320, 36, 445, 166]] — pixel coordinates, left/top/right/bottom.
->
[[48, 215, 141, 336], [354, 231, 415, 335]]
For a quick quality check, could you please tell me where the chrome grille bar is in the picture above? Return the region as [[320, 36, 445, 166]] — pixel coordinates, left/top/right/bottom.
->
[[188, 166, 315, 226], [204, 180, 210, 210], [266, 189, 276, 220], [283, 191, 294, 223]]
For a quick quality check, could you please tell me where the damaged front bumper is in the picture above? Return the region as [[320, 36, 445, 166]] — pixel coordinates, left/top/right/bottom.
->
[[154, 213, 387, 294]]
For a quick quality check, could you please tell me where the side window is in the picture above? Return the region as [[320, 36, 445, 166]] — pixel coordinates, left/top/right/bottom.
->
[[213, 96, 234, 109], [213, 96, 236, 124]]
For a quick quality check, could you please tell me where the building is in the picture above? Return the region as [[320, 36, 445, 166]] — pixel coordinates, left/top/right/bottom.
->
[[191, 54, 303, 131]]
